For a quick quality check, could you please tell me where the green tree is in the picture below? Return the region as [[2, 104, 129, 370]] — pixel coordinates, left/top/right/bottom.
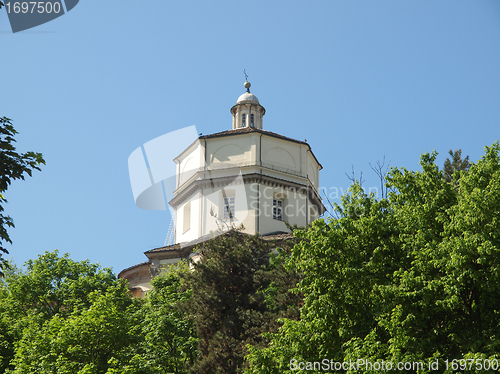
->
[[444, 148, 471, 183], [109, 263, 199, 374], [10, 288, 138, 373], [0, 266, 18, 370], [184, 231, 300, 374], [246, 142, 500, 374], [0, 117, 45, 276], [142, 264, 198, 373], [185, 232, 270, 374], [7, 250, 121, 320], [0, 250, 136, 373]]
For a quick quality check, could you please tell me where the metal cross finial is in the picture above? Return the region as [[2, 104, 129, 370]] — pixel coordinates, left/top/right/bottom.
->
[[243, 70, 251, 92]]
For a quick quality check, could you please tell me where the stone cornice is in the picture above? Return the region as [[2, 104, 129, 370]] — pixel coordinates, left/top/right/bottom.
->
[[168, 171, 326, 214]]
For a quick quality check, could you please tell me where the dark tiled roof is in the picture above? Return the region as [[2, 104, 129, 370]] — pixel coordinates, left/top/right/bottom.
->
[[145, 234, 212, 254], [144, 231, 297, 255], [146, 243, 182, 254], [259, 231, 295, 241], [118, 261, 151, 278]]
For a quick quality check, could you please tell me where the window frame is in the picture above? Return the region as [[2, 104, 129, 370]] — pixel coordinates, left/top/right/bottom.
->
[[273, 198, 283, 221], [223, 196, 235, 219]]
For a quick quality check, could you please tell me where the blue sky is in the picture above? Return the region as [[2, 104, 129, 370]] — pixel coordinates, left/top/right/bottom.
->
[[1, 0, 499, 274]]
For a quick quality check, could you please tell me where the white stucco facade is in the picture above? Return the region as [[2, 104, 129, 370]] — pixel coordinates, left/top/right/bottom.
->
[[170, 83, 324, 244], [119, 81, 325, 294]]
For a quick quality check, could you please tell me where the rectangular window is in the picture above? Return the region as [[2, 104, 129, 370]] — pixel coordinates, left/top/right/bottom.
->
[[273, 199, 283, 220], [224, 196, 235, 219], [183, 202, 191, 233]]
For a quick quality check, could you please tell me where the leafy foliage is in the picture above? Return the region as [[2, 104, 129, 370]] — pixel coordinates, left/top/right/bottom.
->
[[110, 262, 198, 374], [0, 251, 136, 373], [0, 252, 203, 374], [141, 264, 198, 372], [10, 290, 137, 373], [7, 250, 121, 320], [2, 139, 498, 373], [0, 117, 45, 275], [444, 148, 471, 183], [184, 231, 301, 374], [246, 142, 500, 374]]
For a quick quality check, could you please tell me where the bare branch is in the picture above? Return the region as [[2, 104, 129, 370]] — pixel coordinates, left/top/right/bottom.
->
[[345, 165, 364, 188], [321, 189, 339, 219], [369, 155, 391, 199]]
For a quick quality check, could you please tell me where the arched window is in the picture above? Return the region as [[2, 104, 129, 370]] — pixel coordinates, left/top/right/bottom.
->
[[242, 113, 246, 127], [250, 113, 255, 127]]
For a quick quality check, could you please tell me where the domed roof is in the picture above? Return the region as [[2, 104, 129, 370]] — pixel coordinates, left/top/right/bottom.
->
[[237, 92, 259, 104]]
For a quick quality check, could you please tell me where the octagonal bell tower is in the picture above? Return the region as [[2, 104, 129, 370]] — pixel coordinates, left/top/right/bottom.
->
[[119, 79, 325, 296], [169, 80, 325, 245]]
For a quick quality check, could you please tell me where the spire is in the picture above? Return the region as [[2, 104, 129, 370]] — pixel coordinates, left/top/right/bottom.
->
[[243, 69, 251, 93], [230, 73, 266, 130]]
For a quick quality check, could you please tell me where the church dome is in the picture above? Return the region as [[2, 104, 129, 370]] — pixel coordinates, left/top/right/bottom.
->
[[237, 92, 259, 104]]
